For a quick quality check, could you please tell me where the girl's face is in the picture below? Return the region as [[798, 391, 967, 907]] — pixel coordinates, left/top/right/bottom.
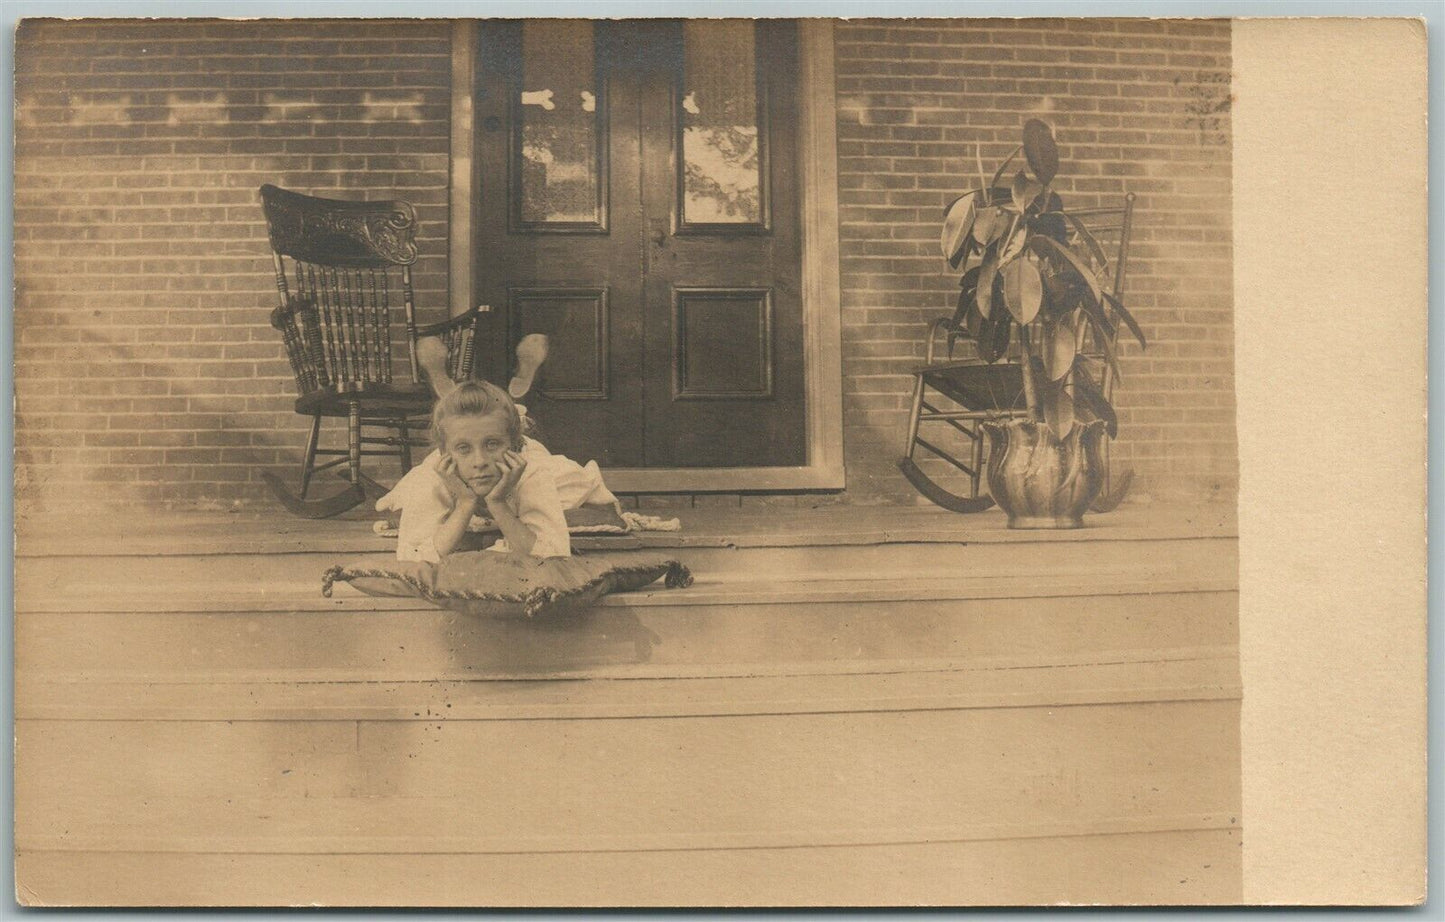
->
[[440, 412, 513, 494]]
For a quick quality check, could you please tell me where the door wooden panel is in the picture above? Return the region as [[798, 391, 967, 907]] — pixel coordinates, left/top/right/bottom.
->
[[475, 20, 804, 470], [507, 288, 609, 400], [673, 288, 774, 400]]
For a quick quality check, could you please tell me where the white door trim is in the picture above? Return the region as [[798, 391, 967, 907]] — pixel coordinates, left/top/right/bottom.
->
[[449, 20, 476, 321], [450, 19, 843, 493]]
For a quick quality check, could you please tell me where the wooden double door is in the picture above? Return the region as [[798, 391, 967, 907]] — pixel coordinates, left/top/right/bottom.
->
[[473, 20, 805, 469]]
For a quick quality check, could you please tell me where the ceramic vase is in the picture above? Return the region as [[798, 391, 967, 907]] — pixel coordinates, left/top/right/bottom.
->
[[981, 418, 1108, 529]]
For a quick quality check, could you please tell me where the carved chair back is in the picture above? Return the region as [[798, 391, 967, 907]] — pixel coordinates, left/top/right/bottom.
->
[[260, 184, 433, 395]]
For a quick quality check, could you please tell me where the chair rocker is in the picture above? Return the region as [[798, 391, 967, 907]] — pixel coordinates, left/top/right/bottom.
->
[[899, 191, 1136, 514], [260, 183, 488, 518]]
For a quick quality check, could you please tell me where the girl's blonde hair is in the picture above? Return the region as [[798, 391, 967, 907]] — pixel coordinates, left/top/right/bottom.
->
[[430, 380, 525, 451]]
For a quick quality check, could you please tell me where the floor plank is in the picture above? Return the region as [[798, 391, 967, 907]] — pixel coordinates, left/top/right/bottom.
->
[[15, 828, 1244, 905], [18, 653, 1241, 720]]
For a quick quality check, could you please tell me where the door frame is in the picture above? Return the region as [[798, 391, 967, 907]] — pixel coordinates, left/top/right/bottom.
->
[[449, 18, 844, 492]]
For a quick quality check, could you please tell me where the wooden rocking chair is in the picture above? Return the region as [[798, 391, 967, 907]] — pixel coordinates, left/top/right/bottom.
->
[[899, 192, 1136, 514], [259, 183, 488, 518]]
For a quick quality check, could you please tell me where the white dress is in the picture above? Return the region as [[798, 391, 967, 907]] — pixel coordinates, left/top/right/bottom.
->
[[377, 437, 619, 562]]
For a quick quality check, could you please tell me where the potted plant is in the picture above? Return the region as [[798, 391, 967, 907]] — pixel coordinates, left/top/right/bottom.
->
[[939, 119, 1147, 528]]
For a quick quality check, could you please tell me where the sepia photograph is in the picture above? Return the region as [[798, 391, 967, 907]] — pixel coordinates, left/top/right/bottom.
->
[[9, 10, 1428, 907]]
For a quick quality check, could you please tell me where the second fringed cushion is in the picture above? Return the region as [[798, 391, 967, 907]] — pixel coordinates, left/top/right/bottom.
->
[[322, 550, 692, 620]]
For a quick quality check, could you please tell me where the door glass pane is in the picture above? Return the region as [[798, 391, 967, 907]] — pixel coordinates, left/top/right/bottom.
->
[[518, 20, 601, 226], [681, 21, 764, 226]]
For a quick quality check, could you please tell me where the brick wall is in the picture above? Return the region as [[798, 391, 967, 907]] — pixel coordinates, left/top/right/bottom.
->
[[14, 17, 1235, 512], [14, 19, 453, 512], [834, 18, 1235, 504]]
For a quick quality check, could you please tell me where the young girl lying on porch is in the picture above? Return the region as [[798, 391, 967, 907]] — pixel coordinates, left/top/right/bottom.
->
[[378, 378, 622, 562], [378, 336, 623, 562]]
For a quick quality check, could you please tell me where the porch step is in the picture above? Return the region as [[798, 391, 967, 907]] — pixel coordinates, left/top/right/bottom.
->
[[18, 588, 1236, 683], [17, 535, 1235, 608], [14, 503, 1238, 560], [19, 516, 1236, 681], [17, 560, 1234, 613]]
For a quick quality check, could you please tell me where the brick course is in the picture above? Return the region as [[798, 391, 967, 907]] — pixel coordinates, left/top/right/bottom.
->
[[14, 18, 1235, 512]]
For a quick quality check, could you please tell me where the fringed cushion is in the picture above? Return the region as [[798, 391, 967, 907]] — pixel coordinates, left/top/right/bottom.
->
[[322, 551, 692, 620]]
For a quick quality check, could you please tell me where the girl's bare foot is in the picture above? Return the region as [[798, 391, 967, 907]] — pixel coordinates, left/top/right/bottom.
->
[[416, 336, 457, 399], [508, 333, 550, 399]]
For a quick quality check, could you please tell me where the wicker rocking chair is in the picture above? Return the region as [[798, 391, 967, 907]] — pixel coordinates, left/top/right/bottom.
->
[[259, 184, 488, 518], [899, 192, 1137, 513]]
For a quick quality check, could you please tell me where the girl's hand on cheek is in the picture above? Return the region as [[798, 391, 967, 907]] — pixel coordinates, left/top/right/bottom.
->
[[485, 450, 527, 506], [438, 454, 480, 508]]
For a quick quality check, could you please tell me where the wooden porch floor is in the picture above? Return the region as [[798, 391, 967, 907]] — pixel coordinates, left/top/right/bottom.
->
[[14, 501, 1242, 906]]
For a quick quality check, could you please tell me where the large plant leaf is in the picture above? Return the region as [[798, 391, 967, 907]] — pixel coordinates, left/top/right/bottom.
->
[[940, 192, 979, 265], [971, 206, 999, 245], [975, 301, 1011, 363], [1011, 170, 1045, 212], [999, 215, 1029, 264], [989, 146, 1023, 191], [951, 266, 982, 327], [1038, 264, 1075, 314], [1103, 292, 1148, 350], [976, 185, 1010, 210], [1077, 290, 1115, 339], [1002, 258, 1043, 325], [1022, 119, 1060, 185], [1043, 382, 1074, 439], [988, 209, 1012, 243], [963, 289, 984, 341], [1075, 294, 1124, 383], [976, 246, 1001, 320], [956, 265, 982, 292], [951, 289, 982, 358], [1043, 316, 1076, 380], [1032, 211, 1068, 245], [1089, 313, 1124, 385], [1054, 404, 1090, 498], [1072, 360, 1118, 437], [1059, 212, 1110, 271], [1030, 234, 1104, 309]]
